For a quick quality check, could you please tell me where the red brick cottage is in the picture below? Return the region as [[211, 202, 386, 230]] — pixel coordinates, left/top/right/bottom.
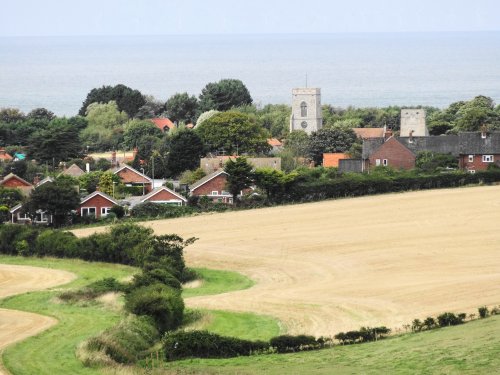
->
[[79, 191, 118, 219], [0, 173, 34, 196], [458, 132, 500, 172], [141, 186, 187, 206], [113, 165, 153, 194], [189, 170, 233, 204]]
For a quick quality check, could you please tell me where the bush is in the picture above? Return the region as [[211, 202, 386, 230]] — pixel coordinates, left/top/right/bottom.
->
[[82, 316, 159, 365], [124, 283, 184, 333], [269, 334, 320, 353], [478, 306, 489, 318], [35, 230, 79, 258], [110, 204, 125, 218], [130, 202, 198, 219], [130, 268, 181, 290], [0, 224, 40, 255], [163, 330, 269, 361], [437, 312, 466, 327], [59, 277, 125, 302]]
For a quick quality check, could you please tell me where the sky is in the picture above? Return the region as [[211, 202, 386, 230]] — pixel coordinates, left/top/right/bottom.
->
[[1, 0, 499, 36]]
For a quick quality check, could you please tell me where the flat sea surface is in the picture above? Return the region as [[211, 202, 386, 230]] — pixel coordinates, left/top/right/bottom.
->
[[0, 32, 499, 116]]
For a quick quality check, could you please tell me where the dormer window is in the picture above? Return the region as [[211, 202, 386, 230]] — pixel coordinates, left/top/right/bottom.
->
[[300, 101, 307, 117]]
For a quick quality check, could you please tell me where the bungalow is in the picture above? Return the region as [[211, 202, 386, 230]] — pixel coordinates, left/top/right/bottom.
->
[[113, 165, 153, 194], [61, 163, 86, 178], [140, 186, 187, 206], [79, 191, 118, 218], [9, 204, 53, 225], [0, 148, 13, 162], [189, 170, 233, 204], [150, 118, 176, 133], [0, 173, 34, 196]]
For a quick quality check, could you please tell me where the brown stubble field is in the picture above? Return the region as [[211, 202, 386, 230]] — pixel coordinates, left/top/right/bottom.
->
[[74, 185, 500, 336]]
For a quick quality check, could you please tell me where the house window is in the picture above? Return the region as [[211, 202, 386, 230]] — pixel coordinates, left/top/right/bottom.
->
[[468, 155, 474, 163], [375, 159, 381, 166], [81, 207, 96, 217], [482, 155, 494, 163], [211, 191, 218, 195], [101, 207, 111, 216], [221, 190, 229, 195], [383, 159, 388, 166], [300, 101, 307, 117]]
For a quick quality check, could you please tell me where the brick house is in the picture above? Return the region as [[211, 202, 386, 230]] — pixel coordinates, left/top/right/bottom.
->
[[79, 191, 118, 218], [189, 170, 233, 204], [458, 131, 500, 172], [150, 118, 175, 133], [323, 153, 350, 168], [141, 186, 187, 206], [0, 173, 34, 196], [113, 165, 152, 193]]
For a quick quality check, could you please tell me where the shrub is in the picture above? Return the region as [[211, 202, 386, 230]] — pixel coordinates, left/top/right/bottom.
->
[[163, 330, 268, 361], [59, 277, 125, 302], [110, 204, 125, 218], [130, 268, 181, 290], [478, 306, 489, 318], [269, 334, 320, 353], [0, 225, 40, 255], [35, 230, 79, 258], [437, 312, 466, 327], [82, 316, 159, 365], [124, 283, 184, 333], [423, 317, 436, 330]]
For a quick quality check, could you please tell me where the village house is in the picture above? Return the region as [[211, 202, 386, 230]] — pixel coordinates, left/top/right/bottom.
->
[[0, 148, 13, 162], [458, 131, 500, 172], [322, 153, 350, 168], [189, 170, 233, 204], [140, 186, 187, 206], [150, 118, 176, 132], [79, 191, 118, 219], [60, 163, 86, 178], [113, 165, 153, 194], [0, 173, 34, 196]]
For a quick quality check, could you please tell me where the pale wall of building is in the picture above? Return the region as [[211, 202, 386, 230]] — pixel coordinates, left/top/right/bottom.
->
[[290, 88, 322, 134], [400, 109, 428, 137]]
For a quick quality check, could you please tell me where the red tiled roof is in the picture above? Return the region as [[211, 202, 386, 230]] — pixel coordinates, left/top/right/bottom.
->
[[150, 118, 175, 132], [267, 138, 283, 147], [323, 153, 350, 168], [0, 149, 13, 161], [353, 128, 385, 139]]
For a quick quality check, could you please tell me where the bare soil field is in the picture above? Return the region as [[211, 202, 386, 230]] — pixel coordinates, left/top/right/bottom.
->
[[74, 185, 500, 336], [0, 265, 75, 374]]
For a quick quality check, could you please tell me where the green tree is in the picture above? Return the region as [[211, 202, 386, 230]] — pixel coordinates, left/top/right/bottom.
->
[[122, 119, 163, 149], [26, 108, 55, 122], [166, 130, 205, 177], [0, 108, 25, 123], [79, 171, 103, 193], [24, 179, 80, 227], [135, 95, 166, 119], [253, 168, 297, 203], [196, 111, 270, 155], [455, 96, 496, 131], [27, 118, 83, 165], [308, 127, 356, 165], [284, 130, 309, 157], [179, 168, 206, 185], [79, 84, 146, 118], [195, 110, 219, 127], [98, 171, 120, 196], [224, 157, 253, 204], [165, 92, 199, 124], [415, 151, 458, 172], [81, 101, 128, 151], [198, 79, 252, 112]]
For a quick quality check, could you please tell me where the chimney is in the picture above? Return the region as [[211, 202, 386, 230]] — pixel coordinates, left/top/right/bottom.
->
[[409, 130, 414, 143], [133, 147, 138, 159], [384, 128, 393, 141], [111, 151, 117, 167], [481, 125, 488, 139]]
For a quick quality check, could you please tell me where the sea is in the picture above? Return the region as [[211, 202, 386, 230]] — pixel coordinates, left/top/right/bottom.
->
[[0, 32, 499, 116]]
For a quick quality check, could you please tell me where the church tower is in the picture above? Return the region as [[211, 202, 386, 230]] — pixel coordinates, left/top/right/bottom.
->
[[290, 88, 322, 134], [400, 109, 428, 137]]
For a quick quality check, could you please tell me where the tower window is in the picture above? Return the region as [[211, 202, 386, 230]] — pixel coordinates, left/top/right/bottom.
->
[[300, 101, 307, 117]]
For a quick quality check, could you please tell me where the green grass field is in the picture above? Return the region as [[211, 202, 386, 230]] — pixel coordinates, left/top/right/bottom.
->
[[161, 315, 500, 374], [182, 268, 254, 298]]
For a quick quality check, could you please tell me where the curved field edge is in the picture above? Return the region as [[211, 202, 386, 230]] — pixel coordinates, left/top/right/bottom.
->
[[160, 315, 500, 375], [0, 257, 274, 374]]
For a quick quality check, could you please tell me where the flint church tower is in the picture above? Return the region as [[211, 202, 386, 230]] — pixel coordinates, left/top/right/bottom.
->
[[290, 88, 322, 134]]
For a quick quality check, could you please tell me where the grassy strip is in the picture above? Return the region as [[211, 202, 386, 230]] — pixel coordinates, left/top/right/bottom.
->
[[0, 256, 136, 375], [182, 268, 254, 298], [159, 315, 500, 374]]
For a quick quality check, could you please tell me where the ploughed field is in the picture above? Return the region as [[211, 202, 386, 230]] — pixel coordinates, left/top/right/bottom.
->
[[74, 185, 500, 336]]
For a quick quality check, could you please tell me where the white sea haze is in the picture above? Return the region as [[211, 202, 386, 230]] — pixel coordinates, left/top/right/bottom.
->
[[0, 32, 499, 116]]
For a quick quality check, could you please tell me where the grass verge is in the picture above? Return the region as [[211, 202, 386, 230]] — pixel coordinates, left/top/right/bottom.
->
[[182, 268, 254, 298], [0, 255, 136, 375], [158, 315, 500, 374]]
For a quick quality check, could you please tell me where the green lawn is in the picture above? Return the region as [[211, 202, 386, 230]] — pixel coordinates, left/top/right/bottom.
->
[[182, 267, 254, 298], [0, 256, 136, 375], [160, 315, 500, 374]]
